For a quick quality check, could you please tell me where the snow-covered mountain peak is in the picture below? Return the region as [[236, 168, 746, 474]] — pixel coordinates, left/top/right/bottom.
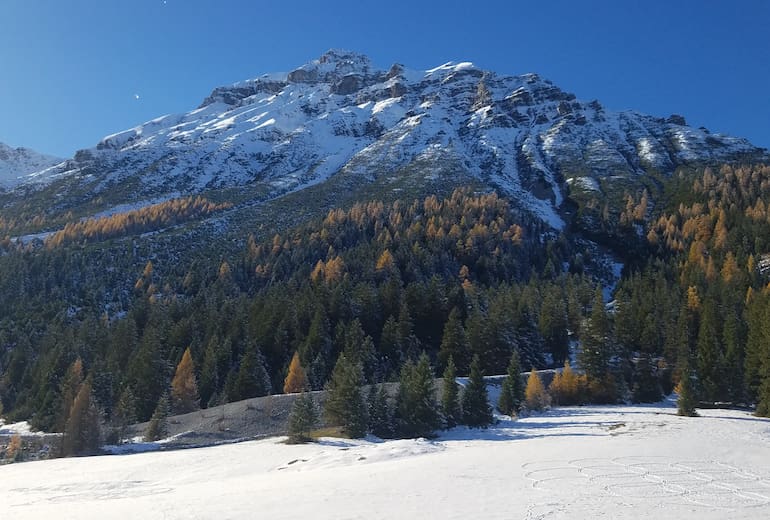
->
[[17, 52, 766, 228], [0, 142, 63, 189]]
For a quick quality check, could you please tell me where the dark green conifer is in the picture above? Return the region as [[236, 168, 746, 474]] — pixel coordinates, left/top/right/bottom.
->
[[441, 356, 461, 428], [323, 354, 368, 438], [287, 393, 318, 443], [462, 355, 493, 427], [498, 350, 523, 415]]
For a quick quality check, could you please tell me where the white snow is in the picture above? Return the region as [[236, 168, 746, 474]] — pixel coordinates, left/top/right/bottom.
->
[[0, 420, 44, 436], [2, 402, 769, 519]]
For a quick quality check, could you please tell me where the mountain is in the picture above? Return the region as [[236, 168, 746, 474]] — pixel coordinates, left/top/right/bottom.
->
[[6, 50, 764, 230], [0, 142, 62, 189]]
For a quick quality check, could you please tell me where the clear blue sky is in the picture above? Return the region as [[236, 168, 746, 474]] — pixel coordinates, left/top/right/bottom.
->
[[1, 0, 768, 157]]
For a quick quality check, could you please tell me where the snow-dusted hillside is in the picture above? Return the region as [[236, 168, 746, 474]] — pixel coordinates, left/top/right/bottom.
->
[[0, 142, 62, 189], [21, 50, 763, 228], [2, 402, 769, 519]]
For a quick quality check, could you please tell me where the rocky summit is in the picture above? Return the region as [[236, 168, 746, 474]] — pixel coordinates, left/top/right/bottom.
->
[[5, 50, 765, 228], [0, 142, 62, 189]]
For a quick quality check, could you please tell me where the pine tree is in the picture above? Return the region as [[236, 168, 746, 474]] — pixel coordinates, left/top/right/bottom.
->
[[498, 350, 524, 415], [441, 356, 461, 428], [112, 387, 137, 444], [283, 352, 310, 394], [676, 367, 698, 417], [462, 355, 493, 427], [287, 393, 318, 443], [171, 347, 200, 414], [395, 353, 439, 438], [580, 287, 611, 380], [438, 308, 469, 373], [145, 392, 170, 442], [631, 353, 663, 403], [524, 369, 550, 412], [323, 354, 368, 438], [368, 384, 393, 438], [233, 346, 271, 401]]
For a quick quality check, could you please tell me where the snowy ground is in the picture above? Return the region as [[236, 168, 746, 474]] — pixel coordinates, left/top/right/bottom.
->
[[2, 400, 769, 519]]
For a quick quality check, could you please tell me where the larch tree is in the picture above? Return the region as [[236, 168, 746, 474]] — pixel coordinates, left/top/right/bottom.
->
[[171, 347, 200, 414], [524, 369, 550, 412], [62, 379, 102, 456], [283, 352, 310, 394]]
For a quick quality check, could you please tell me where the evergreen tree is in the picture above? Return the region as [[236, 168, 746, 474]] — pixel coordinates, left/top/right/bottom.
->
[[283, 352, 310, 394], [145, 392, 170, 442], [498, 350, 524, 415], [539, 286, 569, 365], [368, 384, 393, 438], [57, 358, 84, 432], [676, 367, 698, 417], [462, 355, 493, 427], [395, 353, 439, 438], [232, 345, 271, 401], [696, 301, 724, 403], [112, 387, 137, 444], [524, 369, 550, 412], [437, 308, 469, 373], [579, 287, 611, 380], [323, 354, 368, 438], [287, 392, 318, 443], [631, 353, 663, 403], [171, 347, 200, 414], [440, 356, 461, 428]]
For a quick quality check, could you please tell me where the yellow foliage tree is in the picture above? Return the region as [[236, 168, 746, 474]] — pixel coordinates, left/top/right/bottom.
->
[[171, 347, 200, 414], [549, 361, 582, 406], [524, 370, 550, 412], [283, 352, 310, 394]]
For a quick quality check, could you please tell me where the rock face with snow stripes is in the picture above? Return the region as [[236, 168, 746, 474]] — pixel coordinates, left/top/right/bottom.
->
[[0, 142, 62, 189], [8, 50, 765, 226]]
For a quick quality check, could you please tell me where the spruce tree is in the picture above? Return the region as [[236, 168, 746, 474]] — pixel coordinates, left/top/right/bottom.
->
[[233, 345, 271, 401], [112, 387, 137, 444], [498, 350, 523, 415], [171, 347, 200, 414], [395, 353, 439, 438], [287, 393, 318, 443], [323, 354, 368, 438], [677, 367, 698, 417], [145, 392, 170, 442], [438, 308, 469, 373], [441, 356, 461, 428], [631, 353, 663, 403], [368, 384, 393, 438], [461, 355, 493, 427]]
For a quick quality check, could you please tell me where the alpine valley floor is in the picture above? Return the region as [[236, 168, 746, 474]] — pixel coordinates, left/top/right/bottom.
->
[[2, 399, 770, 520]]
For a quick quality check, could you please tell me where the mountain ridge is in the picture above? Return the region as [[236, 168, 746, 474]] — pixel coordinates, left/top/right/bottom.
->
[[2, 50, 766, 230]]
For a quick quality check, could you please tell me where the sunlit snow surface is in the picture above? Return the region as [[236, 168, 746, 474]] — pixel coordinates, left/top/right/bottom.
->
[[2, 400, 769, 519]]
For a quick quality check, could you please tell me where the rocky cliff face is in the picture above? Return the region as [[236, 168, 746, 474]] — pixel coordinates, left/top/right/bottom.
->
[[0, 142, 62, 189], [12, 50, 765, 227]]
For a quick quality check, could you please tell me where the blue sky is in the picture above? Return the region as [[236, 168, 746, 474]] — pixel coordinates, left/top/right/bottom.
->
[[1, 0, 768, 157]]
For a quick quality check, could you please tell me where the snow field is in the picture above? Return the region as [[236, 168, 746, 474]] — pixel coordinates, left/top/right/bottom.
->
[[1, 402, 769, 519]]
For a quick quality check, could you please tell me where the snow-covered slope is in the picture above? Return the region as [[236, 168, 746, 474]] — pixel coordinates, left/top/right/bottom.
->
[[19, 50, 765, 226], [0, 142, 62, 189], [2, 403, 769, 519]]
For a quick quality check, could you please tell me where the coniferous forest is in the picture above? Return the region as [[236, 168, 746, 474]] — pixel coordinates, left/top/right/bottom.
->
[[1, 163, 770, 445]]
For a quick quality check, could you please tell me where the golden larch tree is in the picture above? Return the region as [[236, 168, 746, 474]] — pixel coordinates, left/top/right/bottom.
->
[[283, 352, 310, 394], [171, 347, 200, 414]]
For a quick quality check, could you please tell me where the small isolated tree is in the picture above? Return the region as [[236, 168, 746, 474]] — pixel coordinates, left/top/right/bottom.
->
[[395, 353, 439, 438], [171, 347, 200, 414], [676, 367, 698, 417], [145, 392, 170, 442], [462, 355, 493, 427], [498, 350, 524, 415], [524, 369, 550, 412], [368, 384, 393, 438], [441, 356, 461, 429], [284, 352, 310, 394], [324, 354, 368, 438], [287, 393, 318, 443]]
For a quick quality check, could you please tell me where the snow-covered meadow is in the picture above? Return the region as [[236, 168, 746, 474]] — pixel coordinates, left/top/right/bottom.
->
[[2, 400, 769, 519]]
